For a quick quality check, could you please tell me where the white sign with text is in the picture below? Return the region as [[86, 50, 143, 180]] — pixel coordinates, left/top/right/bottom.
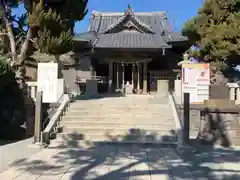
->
[[37, 63, 58, 103]]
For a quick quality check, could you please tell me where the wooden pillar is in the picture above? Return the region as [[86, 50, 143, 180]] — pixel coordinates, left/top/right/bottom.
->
[[116, 62, 119, 89], [143, 62, 148, 94], [34, 91, 42, 143], [122, 63, 125, 88], [137, 63, 140, 91], [132, 64, 134, 86], [108, 61, 113, 93]]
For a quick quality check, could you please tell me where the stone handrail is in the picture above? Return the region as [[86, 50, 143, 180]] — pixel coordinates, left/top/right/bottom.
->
[[26, 81, 37, 101], [174, 80, 240, 104], [227, 83, 240, 104], [168, 91, 183, 147], [41, 94, 70, 144]]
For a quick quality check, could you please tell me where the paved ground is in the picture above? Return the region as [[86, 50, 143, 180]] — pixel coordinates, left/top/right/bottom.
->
[[0, 137, 41, 174], [1, 140, 240, 180]]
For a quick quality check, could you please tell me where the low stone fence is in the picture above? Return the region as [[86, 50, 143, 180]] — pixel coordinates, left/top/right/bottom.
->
[[174, 99, 240, 147], [174, 80, 240, 104]]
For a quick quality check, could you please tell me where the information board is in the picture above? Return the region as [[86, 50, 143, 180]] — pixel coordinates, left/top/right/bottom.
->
[[37, 63, 58, 103], [182, 63, 210, 104]]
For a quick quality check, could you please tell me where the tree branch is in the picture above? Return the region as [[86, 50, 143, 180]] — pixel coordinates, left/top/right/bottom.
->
[[27, 37, 40, 50], [0, 32, 8, 36], [18, 27, 33, 65], [4, 17, 17, 64]]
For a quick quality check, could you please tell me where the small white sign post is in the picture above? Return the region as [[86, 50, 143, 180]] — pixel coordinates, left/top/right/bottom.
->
[[37, 63, 58, 103]]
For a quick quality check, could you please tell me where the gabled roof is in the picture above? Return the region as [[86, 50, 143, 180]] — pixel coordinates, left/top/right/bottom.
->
[[103, 5, 155, 34], [74, 5, 188, 49], [94, 31, 171, 49], [88, 9, 171, 34]]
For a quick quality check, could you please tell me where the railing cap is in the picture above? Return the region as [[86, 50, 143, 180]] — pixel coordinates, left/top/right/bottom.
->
[[26, 81, 37, 86], [227, 83, 239, 88]]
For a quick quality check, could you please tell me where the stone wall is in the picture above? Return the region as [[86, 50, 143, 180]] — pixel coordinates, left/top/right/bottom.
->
[[61, 55, 92, 93], [188, 109, 240, 146]]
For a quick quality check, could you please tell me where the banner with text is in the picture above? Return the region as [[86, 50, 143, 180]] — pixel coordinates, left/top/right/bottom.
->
[[182, 63, 210, 104]]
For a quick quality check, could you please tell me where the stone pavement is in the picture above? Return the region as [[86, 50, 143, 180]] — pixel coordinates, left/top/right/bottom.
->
[[0, 137, 41, 173], [0, 140, 240, 180]]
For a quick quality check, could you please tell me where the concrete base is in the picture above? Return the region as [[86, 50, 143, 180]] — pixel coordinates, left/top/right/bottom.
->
[[28, 142, 47, 149], [157, 80, 169, 97], [125, 84, 133, 94], [174, 80, 182, 97], [85, 79, 98, 96]]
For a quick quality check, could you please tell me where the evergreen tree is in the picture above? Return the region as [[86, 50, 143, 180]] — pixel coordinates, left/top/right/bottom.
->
[[183, 0, 240, 63], [0, 0, 88, 139], [0, 0, 88, 77]]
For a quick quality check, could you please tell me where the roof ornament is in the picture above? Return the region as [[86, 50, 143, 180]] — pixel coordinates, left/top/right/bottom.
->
[[125, 4, 133, 14]]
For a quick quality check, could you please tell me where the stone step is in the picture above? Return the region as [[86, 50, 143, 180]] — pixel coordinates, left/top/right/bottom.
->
[[60, 121, 176, 129], [62, 115, 174, 121], [57, 132, 178, 143], [71, 99, 168, 107], [63, 114, 173, 122], [70, 103, 170, 107], [65, 111, 172, 117], [67, 107, 171, 111], [61, 126, 177, 137], [67, 108, 171, 113], [62, 117, 175, 124], [55, 139, 178, 146], [230, 138, 240, 146], [70, 104, 170, 108]]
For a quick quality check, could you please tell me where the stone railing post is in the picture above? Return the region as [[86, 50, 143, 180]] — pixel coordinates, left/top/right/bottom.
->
[[31, 86, 36, 100], [34, 91, 43, 144], [227, 83, 239, 102], [236, 87, 240, 104], [157, 80, 169, 97], [174, 80, 182, 97]]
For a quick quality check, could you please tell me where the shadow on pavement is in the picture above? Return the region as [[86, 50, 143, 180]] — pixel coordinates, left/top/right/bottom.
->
[[7, 131, 240, 180]]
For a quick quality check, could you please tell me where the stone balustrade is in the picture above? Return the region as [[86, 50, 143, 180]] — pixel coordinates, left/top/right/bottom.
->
[[173, 80, 240, 104], [26, 81, 37, 102]]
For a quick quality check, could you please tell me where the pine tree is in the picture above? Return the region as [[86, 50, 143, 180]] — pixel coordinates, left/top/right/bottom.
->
[[27, 0, 88, 56], [0, 0, 88, 138], [183, 0, 240, 63], [0, 0, 88, 77]]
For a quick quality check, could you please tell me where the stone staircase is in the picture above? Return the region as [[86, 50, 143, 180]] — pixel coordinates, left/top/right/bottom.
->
[[57, 95, 178, 144]]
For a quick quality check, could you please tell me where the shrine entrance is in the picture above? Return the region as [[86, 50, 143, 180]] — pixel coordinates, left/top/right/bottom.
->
[[124, 64, 133, 85], [107, 59, 151, 94]]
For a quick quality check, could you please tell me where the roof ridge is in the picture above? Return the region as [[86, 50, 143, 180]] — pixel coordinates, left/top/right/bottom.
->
[[102, 10, 155, 34], [92, 11, 166, 17]]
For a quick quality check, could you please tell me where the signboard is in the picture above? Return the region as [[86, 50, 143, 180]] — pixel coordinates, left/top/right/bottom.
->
[[182, 63, 210, 104], [37, 63, 58, 103]]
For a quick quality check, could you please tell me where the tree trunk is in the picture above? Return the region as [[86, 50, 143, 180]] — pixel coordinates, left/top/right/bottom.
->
[[5, 19, 17, 64], [18, 28, 33, 65]]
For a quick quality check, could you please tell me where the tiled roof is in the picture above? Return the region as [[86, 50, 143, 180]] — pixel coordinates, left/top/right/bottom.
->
[[94, 31, 171, 48], [74, 6, 188, 49], [89, 11, 173, 34], [73, 31, 97, 42], [163, 32, 188, 42], [103, 7, 155, 34]]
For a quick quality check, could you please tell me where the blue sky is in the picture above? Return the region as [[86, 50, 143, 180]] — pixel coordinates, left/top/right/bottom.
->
[[13, 0, 203, 33]]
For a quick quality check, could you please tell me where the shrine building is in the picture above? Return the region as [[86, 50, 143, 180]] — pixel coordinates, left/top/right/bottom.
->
[[71, 5, 189, 94]]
